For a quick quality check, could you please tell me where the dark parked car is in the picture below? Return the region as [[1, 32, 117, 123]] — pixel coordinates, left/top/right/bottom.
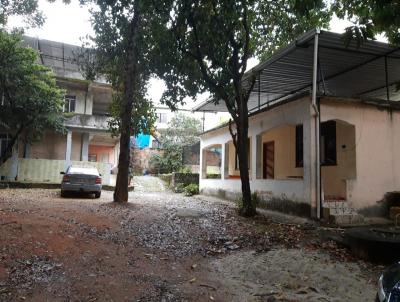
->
[[60, 166, 102, 198], [377, 262, 400, 302]]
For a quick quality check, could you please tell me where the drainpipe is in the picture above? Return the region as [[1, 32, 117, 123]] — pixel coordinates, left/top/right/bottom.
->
[[312, 29, 321, 219]]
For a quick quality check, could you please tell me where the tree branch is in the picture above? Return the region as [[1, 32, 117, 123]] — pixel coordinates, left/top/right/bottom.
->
[[239, 5, 251, 77], [228, 118, 237, 149]]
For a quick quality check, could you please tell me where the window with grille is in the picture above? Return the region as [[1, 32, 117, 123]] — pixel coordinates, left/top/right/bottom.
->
[[63, 95, 76, 113], [0, 134, 11, 158], [295, 121, 337, 167], [157, 113, 167, 123], [295, 125, 303, 167], [320, 121, 337, 165]]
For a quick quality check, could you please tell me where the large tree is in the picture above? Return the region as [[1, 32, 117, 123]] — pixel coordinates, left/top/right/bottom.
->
[[0, 0, 44, 28], [333, 0, 400, 45], [0, 31, 65, 164], [150, 113, 202, 173], [81, 0, 163, 202], [154, 0, 331, 216]]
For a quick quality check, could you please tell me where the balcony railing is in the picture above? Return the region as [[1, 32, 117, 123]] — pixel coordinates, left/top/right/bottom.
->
[[64, 114, 111, 131]]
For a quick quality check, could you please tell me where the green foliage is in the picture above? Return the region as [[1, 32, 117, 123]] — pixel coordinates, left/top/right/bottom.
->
[[0, 0, 44, 28], [174, 183, 185, 193], [206, 174, 221, 179], [183, 184, 199, 196], [107, 92, 157, 138], [178, 166, 192, 173], [0, 31, 65, 163], [154, 0, 331, 106], [153, 0, 331, 216], [150, 113, 202, 174], [78, 0, 169, 201], [63, 112, 76, 119], [158, 113, 202, 147], [332, 0, 400, 45], [77, 1, 168, 139], [237, 191, 260, 213], [253, 1, 332, 60], [150, 143, 183, 174]]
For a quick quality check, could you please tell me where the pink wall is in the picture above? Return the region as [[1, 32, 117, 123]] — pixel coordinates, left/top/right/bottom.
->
[[89, 145, 115, 165]]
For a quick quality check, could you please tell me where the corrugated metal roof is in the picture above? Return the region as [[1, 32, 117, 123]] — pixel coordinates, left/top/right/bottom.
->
[[192, 29, 400, 112], [21, 36, 84, 79]]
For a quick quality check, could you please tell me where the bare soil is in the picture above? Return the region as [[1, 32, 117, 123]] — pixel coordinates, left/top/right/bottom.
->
[[0, 187, 382, 301]]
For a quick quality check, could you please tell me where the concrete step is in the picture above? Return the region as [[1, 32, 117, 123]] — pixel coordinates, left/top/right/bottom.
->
[[327, 207, 358, 216], [323, 200, 348, 209], [329, 213, 365, 225], [323, 200, 365, 225]]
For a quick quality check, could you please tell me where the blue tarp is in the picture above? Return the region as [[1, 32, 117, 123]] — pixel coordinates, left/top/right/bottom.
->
[[134, 134, 151, 149]]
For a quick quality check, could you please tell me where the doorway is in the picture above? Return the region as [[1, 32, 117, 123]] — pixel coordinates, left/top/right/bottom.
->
[[263, 141, 274, 179]]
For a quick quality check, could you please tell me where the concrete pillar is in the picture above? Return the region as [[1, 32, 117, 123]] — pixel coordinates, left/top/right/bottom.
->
[[222, 142, 229, 179], [9, 142, 19, 180], [65, 130, 72, 170], [253, 134, 263, 179], [85, 84, 93, 115], [200, 144, 206, 179], [81, 132, 90, 161], [24, 142, 31, 158], [253, 135, 261, 180], [114, 141, 120, 166], [303, 109, 318, 218]]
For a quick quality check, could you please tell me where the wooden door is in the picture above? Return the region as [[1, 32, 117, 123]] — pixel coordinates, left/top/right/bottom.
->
[[263, 141, 274, 179]]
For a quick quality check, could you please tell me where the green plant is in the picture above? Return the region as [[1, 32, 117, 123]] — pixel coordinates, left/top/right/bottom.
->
[[150, 144, 183, 174], [237, 191, 260, 214], [179, 166, 192, 173], [0, 31, 65, 165], [63, 112, 77, 118], [206, 174, 221, 179], [183, 184, 199, 196], [174, 183, 186, 193]]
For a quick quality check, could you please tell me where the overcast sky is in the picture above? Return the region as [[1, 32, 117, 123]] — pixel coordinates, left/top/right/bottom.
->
[[7, 0, 363, 109]]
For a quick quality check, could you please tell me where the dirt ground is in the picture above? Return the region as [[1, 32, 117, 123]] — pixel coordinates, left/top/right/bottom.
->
[[0, 184, 382, 301]]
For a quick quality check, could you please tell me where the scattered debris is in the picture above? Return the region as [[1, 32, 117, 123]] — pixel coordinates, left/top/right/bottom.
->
[[0, 188, 383, 302]]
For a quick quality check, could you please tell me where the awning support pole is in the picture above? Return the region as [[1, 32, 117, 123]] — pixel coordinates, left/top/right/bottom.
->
[[202, 111, 205, 132], [312, 29, 321, 220], [258, 71, 261, 111], [385, 56, 390, 101]]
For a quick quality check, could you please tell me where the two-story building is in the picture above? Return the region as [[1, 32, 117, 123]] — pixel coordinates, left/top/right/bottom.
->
[[0, 37, 119, 185]]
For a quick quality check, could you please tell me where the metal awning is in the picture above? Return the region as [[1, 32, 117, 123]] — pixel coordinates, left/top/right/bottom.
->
[[192, 29, 400, 113]]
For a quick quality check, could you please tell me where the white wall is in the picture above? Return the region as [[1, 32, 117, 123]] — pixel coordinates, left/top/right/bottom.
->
[[200, 97, 313, 204], [321, 98, 400, 209]]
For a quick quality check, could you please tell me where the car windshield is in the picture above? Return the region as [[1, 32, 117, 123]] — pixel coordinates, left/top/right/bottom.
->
[[68, 167, 99, 175]]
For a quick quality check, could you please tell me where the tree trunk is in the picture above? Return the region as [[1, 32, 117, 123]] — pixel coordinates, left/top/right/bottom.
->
[[113, 12, 140, 203], [235, 103, 256, 217], [114, 99, 132, 202]]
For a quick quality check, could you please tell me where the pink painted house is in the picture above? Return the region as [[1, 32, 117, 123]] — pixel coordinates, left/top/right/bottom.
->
[[195, 30, 400, 222]]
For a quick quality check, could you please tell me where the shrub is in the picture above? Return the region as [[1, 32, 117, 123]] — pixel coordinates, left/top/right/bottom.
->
[[174, 183, 186, 193], [183, 184, 199, 196], [178, 166, 192, 173], [206, 173, 221, 179]]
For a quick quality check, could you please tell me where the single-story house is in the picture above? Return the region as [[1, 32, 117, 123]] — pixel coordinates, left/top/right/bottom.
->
[[194, 29, 400, 220]]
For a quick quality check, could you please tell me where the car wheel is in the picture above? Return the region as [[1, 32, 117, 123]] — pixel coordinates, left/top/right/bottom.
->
[[61, 190, 67, 198], [94, 192, 101, 198]]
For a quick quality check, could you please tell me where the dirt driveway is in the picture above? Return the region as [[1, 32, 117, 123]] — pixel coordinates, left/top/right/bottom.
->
[[0, 187, 380, 301]]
